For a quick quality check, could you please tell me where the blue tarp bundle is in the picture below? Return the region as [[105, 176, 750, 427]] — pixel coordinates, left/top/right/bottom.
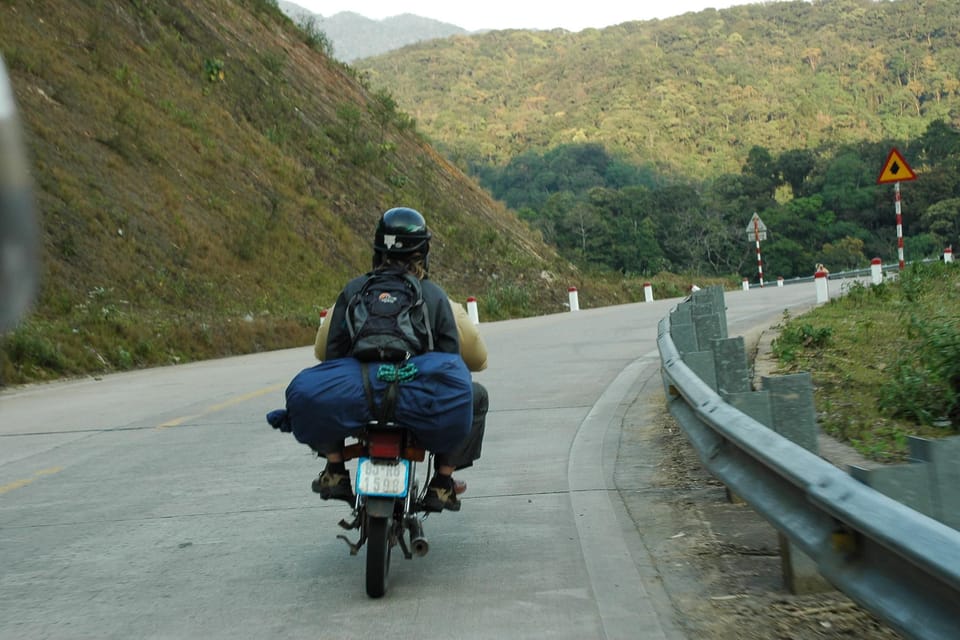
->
[[282, 352, 473, 453]]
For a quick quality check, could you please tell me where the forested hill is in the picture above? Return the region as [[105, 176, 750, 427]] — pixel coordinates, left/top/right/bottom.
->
[[0, 0, 585, 384], [356, 0, 960, 177]]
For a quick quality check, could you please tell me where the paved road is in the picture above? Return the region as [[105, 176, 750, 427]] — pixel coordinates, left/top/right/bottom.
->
[[0, 281, 843, 639]]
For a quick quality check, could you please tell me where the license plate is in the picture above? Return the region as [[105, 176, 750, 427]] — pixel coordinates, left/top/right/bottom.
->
[[356, 458, 410, 498]]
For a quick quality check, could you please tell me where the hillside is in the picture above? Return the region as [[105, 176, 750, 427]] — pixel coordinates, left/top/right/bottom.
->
[[277, 2, 468, 62], [0, 0, 597, 384], [356, 0, 960, 177]]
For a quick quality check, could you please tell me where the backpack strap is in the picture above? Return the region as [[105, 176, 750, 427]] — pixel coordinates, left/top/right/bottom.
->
[[359, 362, 378, 422], [360, 362, 401, 426], [379, 379, 399, 425], [344, 273, 375, 342], [402, 272, 434, 352]]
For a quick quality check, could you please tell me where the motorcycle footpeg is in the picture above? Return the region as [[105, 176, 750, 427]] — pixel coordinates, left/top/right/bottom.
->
[[336, 534, 362, 556], [338, 515, 361, 530]]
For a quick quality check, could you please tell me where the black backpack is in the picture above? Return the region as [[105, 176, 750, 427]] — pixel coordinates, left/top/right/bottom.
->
[[345, 269, 434, 362]]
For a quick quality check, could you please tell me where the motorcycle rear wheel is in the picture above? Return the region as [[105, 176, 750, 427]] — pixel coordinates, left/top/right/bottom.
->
[[365, 515, 392, 598]]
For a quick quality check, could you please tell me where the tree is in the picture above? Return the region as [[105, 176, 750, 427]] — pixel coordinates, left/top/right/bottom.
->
[[819, 236, 867, 270], [776, 149, 817, 196], [922, 198, 960, 249]]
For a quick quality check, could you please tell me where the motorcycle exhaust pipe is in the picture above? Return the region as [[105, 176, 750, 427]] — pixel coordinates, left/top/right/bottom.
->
[[407, 517, 429, 557]]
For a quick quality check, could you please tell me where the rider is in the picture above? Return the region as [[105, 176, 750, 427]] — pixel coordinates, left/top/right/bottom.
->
[[311, 207, 489, 513]]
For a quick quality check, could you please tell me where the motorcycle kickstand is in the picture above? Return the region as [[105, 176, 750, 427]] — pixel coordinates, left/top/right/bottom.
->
[[336, 511, 365, 555]]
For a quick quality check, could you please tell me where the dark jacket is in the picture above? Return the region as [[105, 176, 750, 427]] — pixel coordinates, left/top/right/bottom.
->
[[324, 271, 460, 360]]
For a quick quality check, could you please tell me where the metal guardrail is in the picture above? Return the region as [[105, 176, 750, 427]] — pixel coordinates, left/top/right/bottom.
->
[[657, 293, 960, 640], [746, 258, 939, 288]]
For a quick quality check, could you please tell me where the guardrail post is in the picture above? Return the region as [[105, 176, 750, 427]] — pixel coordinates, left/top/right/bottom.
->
[[692, 295, 724, 351], [852, 436, 960, 530], [761, 373, 831, 594], [762, 373, 819, 452], [910, 436, 960, 529], [712, 337, 750, 396], [668, 305, 697, 354]]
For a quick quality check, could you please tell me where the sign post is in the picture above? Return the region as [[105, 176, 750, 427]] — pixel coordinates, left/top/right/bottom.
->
[[877, 148, 917, 271], [745, 213, 767, 287]]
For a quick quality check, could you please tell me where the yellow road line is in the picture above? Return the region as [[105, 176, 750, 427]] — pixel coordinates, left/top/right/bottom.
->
[[157, 383, 285, 429], [0, 466, 64, 495]]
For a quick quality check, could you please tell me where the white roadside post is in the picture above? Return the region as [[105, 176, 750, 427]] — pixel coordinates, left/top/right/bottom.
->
[[643, 282, 654, 302], [871, 257, 883, 285], [741, 278, 749, 291], [815, 270, 829, 304], [466, 296, 479, 324], [318, 308, 328, 327], [946, 247, 954, 263], [568, 286, 579, 312], [777, 276, 784, 288]]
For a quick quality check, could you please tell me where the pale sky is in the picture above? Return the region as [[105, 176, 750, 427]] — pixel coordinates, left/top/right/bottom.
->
[[289, 0, 766, 32]]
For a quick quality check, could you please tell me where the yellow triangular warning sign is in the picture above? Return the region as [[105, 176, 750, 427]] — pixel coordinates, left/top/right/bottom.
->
[[877, 147, 917, 184]]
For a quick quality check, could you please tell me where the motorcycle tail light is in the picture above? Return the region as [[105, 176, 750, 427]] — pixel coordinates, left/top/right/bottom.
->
[[368, 431, 403, 459]]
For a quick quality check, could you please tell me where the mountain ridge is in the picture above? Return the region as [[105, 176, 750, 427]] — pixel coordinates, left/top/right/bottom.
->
[[277, 1, 469, 62]]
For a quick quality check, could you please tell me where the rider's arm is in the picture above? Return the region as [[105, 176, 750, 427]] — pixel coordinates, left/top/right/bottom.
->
[[314, 303, 334, 361], [323, 280, 363, 360], [450, 299, 488, 372], [423, 281, 460, 355]]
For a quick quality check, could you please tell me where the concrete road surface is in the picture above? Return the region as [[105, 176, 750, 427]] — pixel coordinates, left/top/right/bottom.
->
[[0, 281, 842, 639]]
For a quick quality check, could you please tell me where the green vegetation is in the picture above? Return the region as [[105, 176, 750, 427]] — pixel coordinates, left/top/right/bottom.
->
[[358, 0, 960, 280], [0, 0, 599, 385], [359, 0, 960, 177], [772, 261, 960, 462], [473, 131, 960, 279]]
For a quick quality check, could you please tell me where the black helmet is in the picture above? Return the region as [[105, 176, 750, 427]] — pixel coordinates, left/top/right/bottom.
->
[[373, 207, 431, 258]]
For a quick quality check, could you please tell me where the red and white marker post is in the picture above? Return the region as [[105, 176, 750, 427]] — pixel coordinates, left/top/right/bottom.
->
[[815, 270, 829, 304], [568, 286, 579, 312], [754, 216, 764, 287], [870, 257, 883, 285], [877, 148, 917, 271], [895, 182, 905, 270], [745, 213, 767, 289], [466, 296, 479, 324]]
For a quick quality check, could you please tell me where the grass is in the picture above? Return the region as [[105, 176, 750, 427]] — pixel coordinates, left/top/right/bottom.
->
[[771, 261, 960, 462]]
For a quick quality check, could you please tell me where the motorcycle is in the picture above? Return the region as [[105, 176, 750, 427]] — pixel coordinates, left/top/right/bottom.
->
[[335, 419, 433, 598]]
